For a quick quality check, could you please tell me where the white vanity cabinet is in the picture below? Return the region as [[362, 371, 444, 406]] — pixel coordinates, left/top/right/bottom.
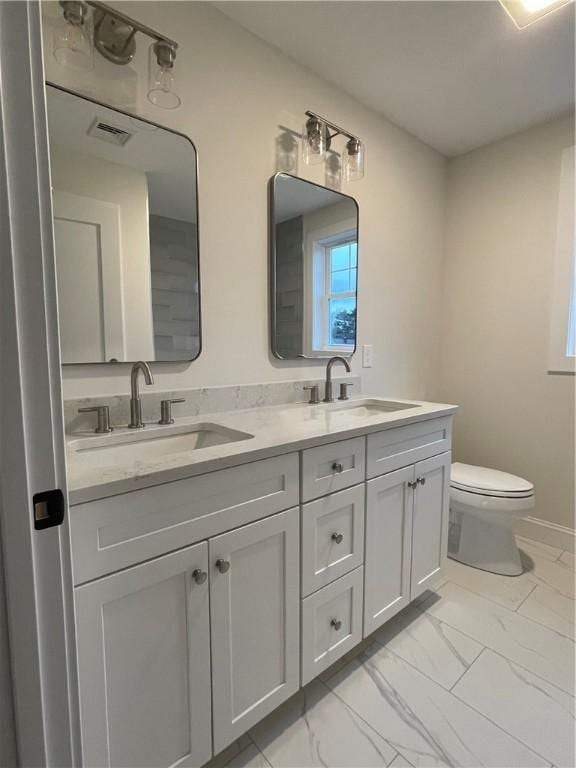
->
[[74, 541, 212, 768], [70, 412, 454, 768], [209, 508, 300, 753]]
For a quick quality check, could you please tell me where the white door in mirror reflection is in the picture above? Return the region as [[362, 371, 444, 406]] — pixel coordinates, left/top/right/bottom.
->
[[54, 191, 127, 363]]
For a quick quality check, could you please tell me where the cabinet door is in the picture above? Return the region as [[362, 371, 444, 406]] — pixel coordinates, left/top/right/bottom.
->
[[411, 452, 451, 600], [364, 466, 413, 635], [74, 542, 212, 768], [210, 508, 300, 753]]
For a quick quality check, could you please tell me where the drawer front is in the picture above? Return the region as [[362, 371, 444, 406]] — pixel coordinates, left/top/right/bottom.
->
[[366, 416, 452, 479], [301, 567, 364, 685], [302, 437, 366, 502], [70, 453, 299, 584], [301, 484, 365, 597]]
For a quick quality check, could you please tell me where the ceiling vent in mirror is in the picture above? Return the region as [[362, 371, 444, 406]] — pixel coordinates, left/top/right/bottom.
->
[[87, 118, 134, 146]]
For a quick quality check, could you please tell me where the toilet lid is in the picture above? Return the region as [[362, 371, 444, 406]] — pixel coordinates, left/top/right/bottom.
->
[[451, 462, 534, 498]]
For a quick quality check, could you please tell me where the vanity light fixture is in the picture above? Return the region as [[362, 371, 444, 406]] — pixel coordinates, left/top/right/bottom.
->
[[302, 111, 365, 181], [499, 0, 573, 28], [54, 1, 94, 72], [54, 1, 181, 109]]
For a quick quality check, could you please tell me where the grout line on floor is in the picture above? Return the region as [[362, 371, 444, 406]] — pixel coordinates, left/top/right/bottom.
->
[[416, 581, 576, 698], [326, 642, 556, 768], [449, 649, 560, 768], [318, 670, 408, 765], [513, 582, 537, 613], [429, 574, 536, 614], [447, 644, 487, 693]]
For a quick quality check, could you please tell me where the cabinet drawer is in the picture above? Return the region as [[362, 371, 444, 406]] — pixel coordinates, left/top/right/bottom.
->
[[366, 416, 452, 479], [301, 567, 364, 685], [302, 437, 366, 502], [301, 484, 365, 597], [70, 453, 299, 584]]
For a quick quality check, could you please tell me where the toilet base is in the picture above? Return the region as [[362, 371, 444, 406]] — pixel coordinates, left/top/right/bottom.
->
[[448, 505, 524, 576]]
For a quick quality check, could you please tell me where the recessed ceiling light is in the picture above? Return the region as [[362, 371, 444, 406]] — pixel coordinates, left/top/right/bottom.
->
[[500, 0, 573, 28]]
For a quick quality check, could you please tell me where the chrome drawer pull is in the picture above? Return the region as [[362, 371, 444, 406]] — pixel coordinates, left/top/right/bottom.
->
[[215, 558, 230, 574], [192, 569, 207, 585], [332, 462, 344, 474], [331, 532, 344, 544], [330, 618, 342, 631]]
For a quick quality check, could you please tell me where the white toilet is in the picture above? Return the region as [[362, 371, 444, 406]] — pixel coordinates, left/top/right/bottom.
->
[[448, 462, 534, 576]]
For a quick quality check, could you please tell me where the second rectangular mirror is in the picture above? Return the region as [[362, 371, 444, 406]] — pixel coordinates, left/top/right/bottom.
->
[[270, 173, 358, 359]]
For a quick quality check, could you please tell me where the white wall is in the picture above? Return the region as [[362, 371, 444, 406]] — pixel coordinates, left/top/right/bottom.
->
[[438, 115, 575, 530], [50, 146, 155, 360], [43, 1, 447, 400]]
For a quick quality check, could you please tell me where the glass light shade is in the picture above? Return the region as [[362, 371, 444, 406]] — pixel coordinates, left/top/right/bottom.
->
[[148, 42, 181, 110], [343, 138, 365, 181], [325, 152, 342, 191], [302, 117, 327, 166], [53, 3, 94, 72]]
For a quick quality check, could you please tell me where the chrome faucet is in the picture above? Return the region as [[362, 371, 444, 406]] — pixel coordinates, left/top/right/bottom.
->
[[323, 356, 351, 403], [129, 361, 154, 429]]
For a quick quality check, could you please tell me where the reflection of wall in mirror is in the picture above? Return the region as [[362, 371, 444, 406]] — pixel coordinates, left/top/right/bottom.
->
[[50, 145, 154, 362], [275, 216, 304, 358], [150, 215, 200, 361]]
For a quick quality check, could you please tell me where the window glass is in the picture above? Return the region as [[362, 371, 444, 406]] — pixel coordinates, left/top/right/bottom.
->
[[329, 297, 356, 345]]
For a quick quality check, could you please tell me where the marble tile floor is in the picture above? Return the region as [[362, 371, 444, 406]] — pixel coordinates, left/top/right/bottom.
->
[[206, 535, 575, 768]]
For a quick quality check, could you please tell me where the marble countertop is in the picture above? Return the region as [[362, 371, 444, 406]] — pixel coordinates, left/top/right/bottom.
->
[[66, 396, 458, 505]]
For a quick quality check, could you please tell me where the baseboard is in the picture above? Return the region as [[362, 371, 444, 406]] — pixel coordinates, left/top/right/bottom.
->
[[514, 516, 576, 554]]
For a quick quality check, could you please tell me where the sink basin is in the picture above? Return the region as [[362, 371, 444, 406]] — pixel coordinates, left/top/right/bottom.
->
[[325, 398, 420, 416], [68, 422, 253, 471]]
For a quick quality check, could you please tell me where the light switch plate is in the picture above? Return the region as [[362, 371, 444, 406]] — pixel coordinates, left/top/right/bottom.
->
[[362, 344, 373, 368]]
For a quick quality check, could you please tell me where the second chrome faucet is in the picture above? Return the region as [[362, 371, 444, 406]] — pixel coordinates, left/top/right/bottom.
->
[[129, 361, 154, 429], [304, 356, 353, 404]]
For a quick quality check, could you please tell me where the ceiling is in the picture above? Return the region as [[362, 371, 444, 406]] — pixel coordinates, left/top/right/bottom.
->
[[46, 85, 197, 222], [215, 0, 575, 156]]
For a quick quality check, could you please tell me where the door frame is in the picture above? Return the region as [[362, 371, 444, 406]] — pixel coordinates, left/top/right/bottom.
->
[[0, 2, 79, 764]]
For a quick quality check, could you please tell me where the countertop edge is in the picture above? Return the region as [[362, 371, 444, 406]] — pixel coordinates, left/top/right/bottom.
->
[[67, 402, 458, 506]]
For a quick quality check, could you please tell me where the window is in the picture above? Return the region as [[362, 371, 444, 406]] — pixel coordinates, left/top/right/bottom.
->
[[306, 227, 357, 354], [327, 241, 357, 346], [549, 146, 575, 373]]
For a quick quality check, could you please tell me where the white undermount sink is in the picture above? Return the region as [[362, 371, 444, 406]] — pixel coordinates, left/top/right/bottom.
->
[[68, 422, 254, 470], [325, 398, 420, 416]]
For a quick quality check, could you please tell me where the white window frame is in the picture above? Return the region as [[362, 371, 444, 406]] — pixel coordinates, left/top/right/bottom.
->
[[303, 219, 357, 356], [548, 146, 575, 374]]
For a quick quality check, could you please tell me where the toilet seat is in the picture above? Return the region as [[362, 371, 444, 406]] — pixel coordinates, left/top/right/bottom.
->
[[450, 462, 534, 500]]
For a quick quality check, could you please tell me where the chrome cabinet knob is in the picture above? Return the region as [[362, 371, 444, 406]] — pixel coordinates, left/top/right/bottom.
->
[[192, 568, 207, 585], [332, 462, 344, 474], [330, 618, 342, 631], [407, 480, 418, 489], [215, 558, 230, 574], [331, 532, 344, 544], [418, 477, 426, 486]]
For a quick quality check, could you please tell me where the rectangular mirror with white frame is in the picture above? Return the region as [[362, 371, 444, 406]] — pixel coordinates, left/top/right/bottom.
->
[[270, 173, 359, 359], [46, 83, 201, 364]]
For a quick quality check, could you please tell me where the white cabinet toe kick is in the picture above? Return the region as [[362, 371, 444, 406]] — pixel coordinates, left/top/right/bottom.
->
[[70, 414, 452, 767]]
